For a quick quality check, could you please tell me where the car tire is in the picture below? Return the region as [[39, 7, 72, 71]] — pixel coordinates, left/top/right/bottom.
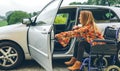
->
[[0, 41, 24, 70], [105, 65, 120, 71]]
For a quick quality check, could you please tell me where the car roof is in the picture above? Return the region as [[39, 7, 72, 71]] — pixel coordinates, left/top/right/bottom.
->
[[61, 5, 119, 9]]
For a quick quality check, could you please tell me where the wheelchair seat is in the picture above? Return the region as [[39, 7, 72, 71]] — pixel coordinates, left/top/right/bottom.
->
[[91, 26, 120, 55]]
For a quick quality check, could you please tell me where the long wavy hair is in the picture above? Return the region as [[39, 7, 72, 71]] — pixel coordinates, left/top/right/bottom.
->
[[80, 10, 100, 33]]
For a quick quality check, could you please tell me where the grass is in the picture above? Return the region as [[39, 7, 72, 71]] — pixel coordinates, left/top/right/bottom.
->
[[0, 20, 8, 27]]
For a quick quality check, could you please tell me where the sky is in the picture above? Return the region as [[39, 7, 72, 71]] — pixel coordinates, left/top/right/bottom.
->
[[0, 0, 88, 16]]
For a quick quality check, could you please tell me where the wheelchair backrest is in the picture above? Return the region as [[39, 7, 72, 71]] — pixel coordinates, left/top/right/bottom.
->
[[103, 26, 120, 41]]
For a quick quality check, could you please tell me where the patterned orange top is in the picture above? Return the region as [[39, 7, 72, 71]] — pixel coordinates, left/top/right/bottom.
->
[[55, 24, 104, 47]]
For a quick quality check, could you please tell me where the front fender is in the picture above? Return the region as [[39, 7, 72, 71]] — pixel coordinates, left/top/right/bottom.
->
[[0, 26, 30, 59]]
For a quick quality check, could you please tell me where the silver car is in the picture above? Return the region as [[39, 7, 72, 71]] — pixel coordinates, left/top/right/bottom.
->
[[0, 0, 120, 71]]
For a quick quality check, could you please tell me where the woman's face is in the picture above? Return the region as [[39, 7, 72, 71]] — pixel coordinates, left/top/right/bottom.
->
[[79, 14, 83, 25]]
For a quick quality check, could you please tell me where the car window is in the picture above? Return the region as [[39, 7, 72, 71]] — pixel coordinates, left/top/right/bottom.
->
[[54, 13, 69, 24], [81, 8, 119, 23], [108, 11, 119, 22], [92, 9, 118, 23], [36, 0, 61, 25]]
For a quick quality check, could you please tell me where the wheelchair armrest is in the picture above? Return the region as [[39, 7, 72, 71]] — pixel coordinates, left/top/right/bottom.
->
[[93, 39, 116, 44]]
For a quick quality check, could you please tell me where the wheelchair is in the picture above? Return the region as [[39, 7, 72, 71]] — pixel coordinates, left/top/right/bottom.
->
[[79, 26, 120, 71]]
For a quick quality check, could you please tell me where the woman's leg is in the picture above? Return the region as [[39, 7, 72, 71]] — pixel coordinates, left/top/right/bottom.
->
[[77, 41, 90, 61], [64, 39, 79, 65], [68, 41, 90, 70], [73, 39, 90, 61], [73, 39, 79, 58]]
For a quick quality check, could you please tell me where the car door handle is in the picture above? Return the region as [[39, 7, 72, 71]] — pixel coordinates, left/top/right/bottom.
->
[[51, 38, 55, 40], [41, 32, 50, 34]]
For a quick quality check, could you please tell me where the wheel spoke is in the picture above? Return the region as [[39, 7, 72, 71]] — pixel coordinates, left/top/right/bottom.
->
[[2, 59, 7, 66], [0, 56, 4, 59], [8, 58, 15, 64], [118, 58, 120, 61], [7, 47, 12, 54], [0, 49, 6, 55], [118, 53, 120, 57], [8, 53, 18, 57], [118, 54, 120, 57]]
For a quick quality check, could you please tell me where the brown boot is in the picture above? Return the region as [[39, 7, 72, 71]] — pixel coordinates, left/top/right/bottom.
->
[[64, 57, 77, 66], [67, 61, 81, 71]]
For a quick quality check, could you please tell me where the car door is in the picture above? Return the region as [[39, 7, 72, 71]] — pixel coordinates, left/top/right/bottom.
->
[[27, 0, 63, 71]]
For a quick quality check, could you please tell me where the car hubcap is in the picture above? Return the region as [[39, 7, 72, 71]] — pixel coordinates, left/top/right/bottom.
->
[[118, 50, 120, 62], [0, 46, 18, 67]]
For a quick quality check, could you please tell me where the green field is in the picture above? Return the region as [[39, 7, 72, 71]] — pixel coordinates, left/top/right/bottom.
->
[[0, 20, 8, 27]]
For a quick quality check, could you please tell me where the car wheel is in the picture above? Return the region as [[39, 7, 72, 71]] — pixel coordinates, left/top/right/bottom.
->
[[0, 41, 24, 70], [105, 65, 120, 71]]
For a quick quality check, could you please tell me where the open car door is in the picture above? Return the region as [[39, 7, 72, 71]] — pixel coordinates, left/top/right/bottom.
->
[[27, 0, 63, 71]]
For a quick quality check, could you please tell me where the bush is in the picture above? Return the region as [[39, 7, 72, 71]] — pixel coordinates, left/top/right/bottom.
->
[[7, 11, 30, 25], [0, 20, 8, 27]]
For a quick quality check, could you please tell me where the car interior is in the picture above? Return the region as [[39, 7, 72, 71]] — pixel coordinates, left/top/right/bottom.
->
[[54, 8, 77, 53]]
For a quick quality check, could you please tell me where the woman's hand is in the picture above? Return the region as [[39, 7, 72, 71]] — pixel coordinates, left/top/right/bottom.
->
[[55, 34, 59, 38], [72, 26, 79, 30]]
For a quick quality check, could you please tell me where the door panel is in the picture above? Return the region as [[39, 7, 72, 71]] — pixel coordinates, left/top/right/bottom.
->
[[28, 0, 63, 71], [28, 25, 53, 71]]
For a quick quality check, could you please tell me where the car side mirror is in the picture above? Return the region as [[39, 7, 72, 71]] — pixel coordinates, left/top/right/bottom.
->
[[22, 18, 31, 26]]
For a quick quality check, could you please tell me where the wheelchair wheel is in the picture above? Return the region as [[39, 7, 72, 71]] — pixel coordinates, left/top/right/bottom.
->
[[105, 65, 120, 71], [81, 66, 98, 71], [117, 49, 120, 63], [93, 57, 108, 67]]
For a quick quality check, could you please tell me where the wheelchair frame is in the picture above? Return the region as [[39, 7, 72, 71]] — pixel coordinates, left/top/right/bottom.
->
[[79, 26, 120, 71]]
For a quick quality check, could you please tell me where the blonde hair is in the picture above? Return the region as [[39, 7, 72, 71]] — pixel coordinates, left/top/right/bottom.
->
[[80, 10, 100, 33]]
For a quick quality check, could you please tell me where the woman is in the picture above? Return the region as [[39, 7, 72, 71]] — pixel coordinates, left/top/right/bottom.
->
[[55, 10, 104, 70]]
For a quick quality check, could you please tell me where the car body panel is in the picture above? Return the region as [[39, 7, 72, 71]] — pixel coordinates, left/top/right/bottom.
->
[[28, 0, 63, 71], [28, 25, 53, 71], [0, 24, 29, 57]]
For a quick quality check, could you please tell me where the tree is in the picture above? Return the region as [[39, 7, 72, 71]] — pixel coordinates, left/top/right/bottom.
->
[[7, 11, 30, 25], [87, 0, 119, 6], [69, 2, 81, 5], [69, 0, 120, 6]]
